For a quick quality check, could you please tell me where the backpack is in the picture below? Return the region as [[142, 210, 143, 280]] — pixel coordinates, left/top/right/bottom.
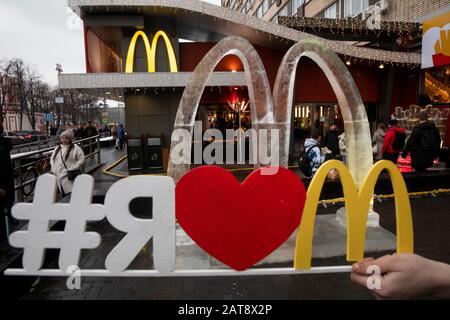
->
[[298, 144, 319, 177], [392, 131, 406, 151], [420, 128, 438, 153]]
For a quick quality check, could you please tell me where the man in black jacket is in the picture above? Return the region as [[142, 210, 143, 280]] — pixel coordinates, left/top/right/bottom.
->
[[0, 125, 15, 240], [403, 111, 441, 172], [85, 121, 98, 138], [324, 124, 340, 159]]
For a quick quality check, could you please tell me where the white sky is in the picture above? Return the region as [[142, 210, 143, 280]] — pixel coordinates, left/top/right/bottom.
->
[[0, 0, 222, 87]]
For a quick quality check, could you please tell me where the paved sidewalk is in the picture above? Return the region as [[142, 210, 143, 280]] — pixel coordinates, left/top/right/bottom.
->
[[15, 193, 450, 300]]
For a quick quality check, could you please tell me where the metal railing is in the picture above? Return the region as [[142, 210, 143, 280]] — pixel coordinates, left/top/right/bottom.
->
[[11, 136, 60, 155], [11, 135, 101, 202]]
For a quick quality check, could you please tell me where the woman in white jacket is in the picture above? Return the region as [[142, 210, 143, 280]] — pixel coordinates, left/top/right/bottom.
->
[[50, 129, 85, 196]]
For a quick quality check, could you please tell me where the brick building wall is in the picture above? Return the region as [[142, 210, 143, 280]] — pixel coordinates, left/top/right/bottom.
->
[[383, 0, 450, 22]]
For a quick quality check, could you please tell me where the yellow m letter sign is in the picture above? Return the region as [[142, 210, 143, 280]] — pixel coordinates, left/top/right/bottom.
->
[[295, 160, 414, 270], [125, 30, 178, 73]]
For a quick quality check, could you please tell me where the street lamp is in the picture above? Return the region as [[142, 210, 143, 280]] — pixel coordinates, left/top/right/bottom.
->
[[56, 64, 63, 74]]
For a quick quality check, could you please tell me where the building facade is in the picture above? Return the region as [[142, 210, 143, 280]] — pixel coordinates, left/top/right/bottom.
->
[[223, 0, 450, 139], [60, 0, 449, 169], [0, 75, 45, 132], [223, 0, 450, 23]]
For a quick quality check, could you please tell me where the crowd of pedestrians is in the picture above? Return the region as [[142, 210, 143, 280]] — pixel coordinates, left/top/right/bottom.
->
[[299, 110, 442, 178]]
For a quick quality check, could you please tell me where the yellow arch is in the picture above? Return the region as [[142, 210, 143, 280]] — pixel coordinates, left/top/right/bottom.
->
[[294, 160, 414, 270], [149, 31, 178, 73], [125, 30, 178, 73]]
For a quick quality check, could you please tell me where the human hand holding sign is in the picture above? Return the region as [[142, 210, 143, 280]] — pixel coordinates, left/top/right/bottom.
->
[[351, 254, 450, 299]]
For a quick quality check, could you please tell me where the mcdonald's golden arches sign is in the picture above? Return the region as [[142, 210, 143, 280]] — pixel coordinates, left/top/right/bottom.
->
[[125, 30, 178, 73]]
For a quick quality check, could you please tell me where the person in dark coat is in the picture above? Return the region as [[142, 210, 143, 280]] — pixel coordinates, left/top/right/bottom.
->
[[74, 124, 86, 140], [49, 125, 58, 136], [403, 111, 441, 172], [84, 121, 98, 138], [117, 124, 125, 150], [0, 125, 16, 239], [323, 124, 340, 159], [84, 122, 99, 155]]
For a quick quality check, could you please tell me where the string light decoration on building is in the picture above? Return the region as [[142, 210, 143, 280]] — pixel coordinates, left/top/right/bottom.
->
[[278, 15, 421, 69], [278, 16, 421, 40]]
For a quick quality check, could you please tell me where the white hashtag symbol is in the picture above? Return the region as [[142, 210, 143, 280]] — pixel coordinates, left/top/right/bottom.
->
[[9, 174, 105, 273]]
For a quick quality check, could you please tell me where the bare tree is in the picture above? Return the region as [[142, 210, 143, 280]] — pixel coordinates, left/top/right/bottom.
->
[[24, 66, 41, 130], [60, 90, 100, 125], [2, 57, 103, 132], [36, 82, 56, 132]]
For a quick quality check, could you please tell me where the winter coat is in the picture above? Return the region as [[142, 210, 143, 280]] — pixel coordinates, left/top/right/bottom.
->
[[372, 129, 386, 160], [85, 126, 98, 138], [403, 121, 441, 169], [324, 130, 340, 157], [117, 126, 125, 140], [304, 138, 325, 176], [382, 126, 406, 154], [74, 128, 86, 140], [50, 144, 85, 195]]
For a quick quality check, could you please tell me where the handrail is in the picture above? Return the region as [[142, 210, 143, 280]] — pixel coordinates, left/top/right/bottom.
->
[[11, 136, 60, 154], [12, 135, 102, 202], [11, 135, 100, 161]]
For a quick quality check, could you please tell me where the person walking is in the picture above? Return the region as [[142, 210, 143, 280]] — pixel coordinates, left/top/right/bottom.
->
[[372, 123, 386, 161], [84, 121, 98, 138], [74, 124, 85, 140], [111, 123, 118, 148], [117, 124, 125, 150], [382, 119, 406, 164], [0, 125, 16, 239], [403, 111, 441, 172], [324, 124, 340, 159], [50, 130, 85, 197], [300, 128, 326, 177]]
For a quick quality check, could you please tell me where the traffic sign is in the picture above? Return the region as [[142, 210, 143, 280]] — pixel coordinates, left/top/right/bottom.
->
[[44, 113, 54, 122]]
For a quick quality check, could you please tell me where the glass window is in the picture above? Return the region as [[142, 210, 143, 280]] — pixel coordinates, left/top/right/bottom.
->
[[271, 12, 278, 22], [290, 0, 305, 16], [344, 0, 369, 17], [279, 3, 288, 16], [256, 4, 263, 18], [352, 0, 361, 15], [324, 3, 337, 18]]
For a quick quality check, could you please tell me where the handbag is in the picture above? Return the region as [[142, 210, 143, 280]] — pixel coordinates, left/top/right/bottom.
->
[[60, 149, 82, 181]]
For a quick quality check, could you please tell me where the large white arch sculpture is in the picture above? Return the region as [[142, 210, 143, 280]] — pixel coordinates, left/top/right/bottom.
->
[[167, 36, 274, 182], [273, 39, 373, 186], [168, 37, 373, 187]]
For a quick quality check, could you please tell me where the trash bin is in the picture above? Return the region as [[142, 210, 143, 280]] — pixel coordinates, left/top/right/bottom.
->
[[127, 138, 144, 172], [145, 137, 163, 171]]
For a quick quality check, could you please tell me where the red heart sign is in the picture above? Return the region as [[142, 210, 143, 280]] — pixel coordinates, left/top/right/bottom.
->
[[176, 166, 306, 271]]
